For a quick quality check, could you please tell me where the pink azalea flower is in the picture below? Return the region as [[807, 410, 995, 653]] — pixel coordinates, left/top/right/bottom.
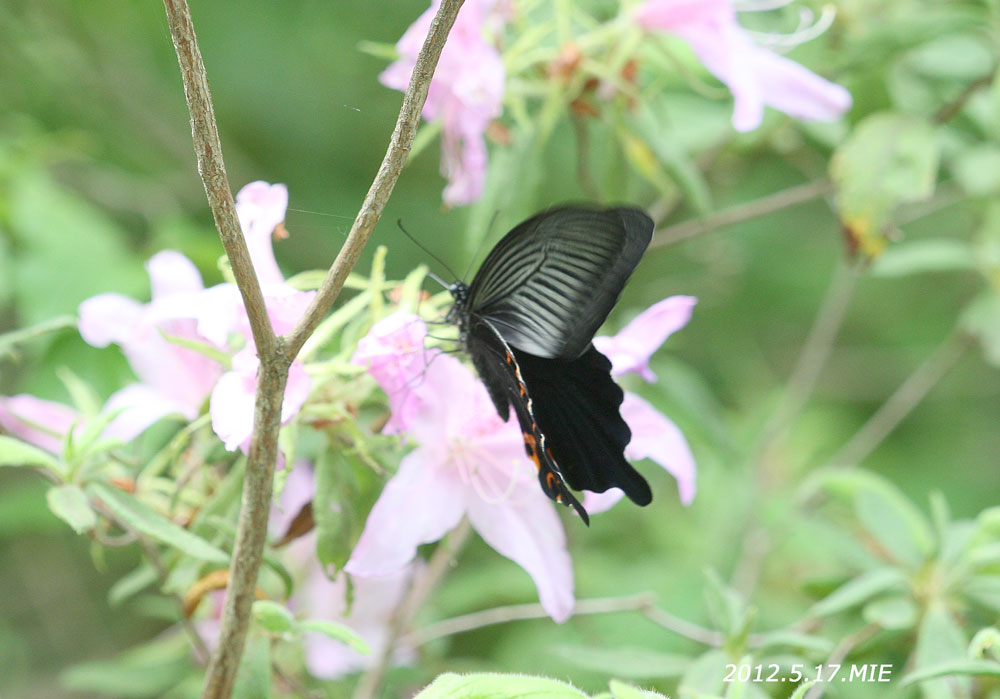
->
[[381, 0, 507, 206], [351, 312, 434, 434], [78, 250, 230, 441], [635, 0, 851, 132], [585, 296, 699, 514], [594, 295, 697, 382], [348, 315, 574, 622], [75, 181, 313, 451], [0, 394, 81, 454], [206, 182, 315, 453]]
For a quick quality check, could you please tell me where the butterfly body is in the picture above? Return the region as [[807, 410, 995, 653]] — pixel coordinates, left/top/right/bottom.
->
[[448, 206, 654, 524]]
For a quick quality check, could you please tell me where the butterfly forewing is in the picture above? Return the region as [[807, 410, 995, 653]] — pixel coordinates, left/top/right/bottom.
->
[[467, 207, 653, 359]]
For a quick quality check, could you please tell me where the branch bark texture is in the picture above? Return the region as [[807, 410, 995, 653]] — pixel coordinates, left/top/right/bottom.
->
[[161, 0, 466, 697]]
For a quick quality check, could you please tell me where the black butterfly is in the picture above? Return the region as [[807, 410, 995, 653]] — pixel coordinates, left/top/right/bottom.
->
[[447, 206, 654, 526]]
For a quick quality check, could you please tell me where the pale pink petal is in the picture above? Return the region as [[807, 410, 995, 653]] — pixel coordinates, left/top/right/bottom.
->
[[282, 361, 312, 423], [622, 392, 696, 505], [748, 45, 853, 124], [146, 250, 204, 299], [272, 462, 315, 537], [635, 0, 850, 132], [345, 452, 466, 577], [78, 293, 144, 348], [210, 366, 257, 452], [0, 394, 79, 454], [466, 493, 575, 622], [191, 284, 244, 347], [102, 383, 196, 442], [353, 313, 435, 434], [235, 181, 288, 287], [582, 488, 626, 516], [593, 295, 697, 382], [303, 568, 414, 679]]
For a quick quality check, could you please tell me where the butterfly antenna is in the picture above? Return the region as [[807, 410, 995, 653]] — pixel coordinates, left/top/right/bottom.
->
[[426, 271, 451, 290], [396, 219, 459, 283]]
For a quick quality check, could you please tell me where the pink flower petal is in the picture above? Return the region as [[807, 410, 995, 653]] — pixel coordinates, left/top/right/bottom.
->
[[582, 488, 626, 516], [78, 293, 144, 348], [622, 392, 697, 505], [103, 383, 196, 442], [235, 181, 288, 287], [594, 295, 697, 382], [0, 394, 79, 454], [302, 568, 414, 679], [147, 250, 204, 299], [635, 0, 851, 132], [466, 492, 575, 622], [345, 452, 466, 577]]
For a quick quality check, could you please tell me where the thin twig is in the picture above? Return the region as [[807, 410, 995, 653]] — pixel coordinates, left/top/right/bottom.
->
[[161, 2, 293, 697], [933, 71, 997, 125], [139, 535, 211, 664], [829, 331, 972, 468], [758, 259, 861, 451], [161, 0, 276, 358], [650, 179, 834, 247], [284, 0, 467, 360], [402, 591, 727, 648], [803, 624, 880, 699], [161, 0, 464, 695], [354, 518, 473, 699]]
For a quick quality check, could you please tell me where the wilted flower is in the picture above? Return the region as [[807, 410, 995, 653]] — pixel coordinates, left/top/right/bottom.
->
[[635, 0, 851, 132], [381, 0, 507, 206]]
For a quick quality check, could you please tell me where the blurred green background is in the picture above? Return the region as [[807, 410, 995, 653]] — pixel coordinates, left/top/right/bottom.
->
[[2, 0, 999, 697]]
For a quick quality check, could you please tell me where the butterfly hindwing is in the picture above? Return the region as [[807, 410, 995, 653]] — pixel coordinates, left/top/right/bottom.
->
[[467, 207, 653, 359], [466, 318, 590, 525], [511, 345, 652, 505]]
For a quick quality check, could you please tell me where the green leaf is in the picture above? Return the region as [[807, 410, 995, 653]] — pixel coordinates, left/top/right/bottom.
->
[[788, 680, 820, 699], [960, 575, 1000, 614], [412, 672, 588, 698], [902, 659, 1000, 686], [702, 568, 747, 637], [313, 448, 356, 576], [808, 567, 908, 617], [0, 314, 76, 360], [962, 291, 1000, 367], [298, 619, 370, 655], [59, 633, 191, 698], [863, 595, 919, 630], [629, 105, 713, 214], [913, 602, 971, 698], [0, 435, 59, 471], [549, 644, 690, 679], [108, 565, 159, 607], [952, 146, 1000, 197], [252, 600, 295, 634], [869, 239, 975, 277], [806, 468, 935, 567], [678, 649, 730, 694], [46, 484, 97, 533], [232, 636, 271, 699], [608, 679, 669, 699], [723, 654, 753, 699], [87, 481, 228, 564], [749, 630, 834, 655], [969, 627, 1000, 661], [830, 112, 940, 258]]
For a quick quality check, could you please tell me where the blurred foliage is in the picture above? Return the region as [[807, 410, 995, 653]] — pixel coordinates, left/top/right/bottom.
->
[[2, 0, 1000, 698]]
